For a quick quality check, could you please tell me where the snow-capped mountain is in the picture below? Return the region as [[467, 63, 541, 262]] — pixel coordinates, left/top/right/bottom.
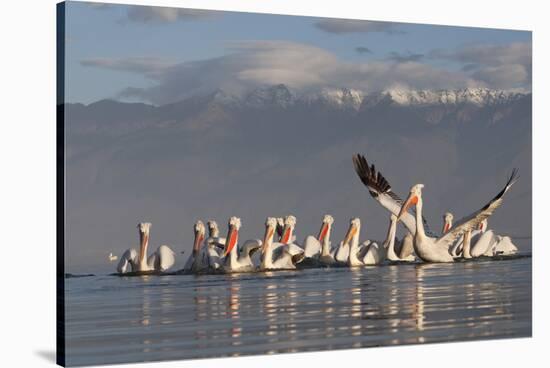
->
[[192, 84, 527, 111], [244, 84, 296, 108], [361, 88, 525, 108]]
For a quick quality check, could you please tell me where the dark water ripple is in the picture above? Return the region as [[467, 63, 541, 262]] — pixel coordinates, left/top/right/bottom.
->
[[64, 257, 531, 366]]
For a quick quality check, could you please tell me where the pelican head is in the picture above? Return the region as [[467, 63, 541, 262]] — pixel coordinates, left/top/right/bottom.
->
[[207, 220, 219, 237], [193, 220, 206, 256], [284, 215, 297, 228], [224, 216, 241, 256], [318, 214, 334, 242], [442, 212, 454, 234], [343, 217, 361, 245], [397, 184, 424, 221], [137, 222, 152, 235], [280, 215, 296, 244], [262, 217, 278, 253]]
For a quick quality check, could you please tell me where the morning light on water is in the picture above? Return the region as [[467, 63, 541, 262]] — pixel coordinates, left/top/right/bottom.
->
[[65, 258, 531, 366], [58, 1, 532, 366]]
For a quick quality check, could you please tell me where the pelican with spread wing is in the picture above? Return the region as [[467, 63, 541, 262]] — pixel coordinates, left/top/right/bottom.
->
[[396, 172, 519, 262], [352, 154, 518, 263]]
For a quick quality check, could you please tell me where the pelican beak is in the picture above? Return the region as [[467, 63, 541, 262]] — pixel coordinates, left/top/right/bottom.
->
[[318, 223, 329, 242], [443, 223, 450, 234], [192, 231, 204, 256], [262, 226, 274, 253], [281, 226, 291, 244], [224, 225, 238, 257], [343, 224, 357, 245], [397, 193, 418, 222]]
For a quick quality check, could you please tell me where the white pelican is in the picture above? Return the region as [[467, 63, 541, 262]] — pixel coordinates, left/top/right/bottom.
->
[[276, 215, 307, 257], [117, 223, 176, 273], [470, 219, 518, 257], [396, 170, 519, 263], [301, 214, 335, 264], [442, 212, 453, 235], [443, 212, 464, 257], [343, 218, 369, 267], [205, 220, 225, 271], [386, 215, 415, 262], [222, 217, 262, 273], [183, 220, 208, 273], [108, 253, 118, 262], [492, 235, 519, 256], [447, 213, 489, 258], [260, 217, 305, 270]]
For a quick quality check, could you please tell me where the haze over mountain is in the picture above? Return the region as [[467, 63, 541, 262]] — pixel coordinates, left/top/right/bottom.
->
[[64, 85, 531, 273]]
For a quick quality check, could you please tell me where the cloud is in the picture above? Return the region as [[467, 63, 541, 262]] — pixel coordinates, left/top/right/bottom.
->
[[430, 42, 531, 67], [314, 19, 404, 34], [80, 57, 177, 79], [81, 41, 489, 105], [355, 47, 372, 54], [430, 42, 531, 89], [124, 6, 217, 24], [81, 40, 531, 105], [386, 51, 424, 63]]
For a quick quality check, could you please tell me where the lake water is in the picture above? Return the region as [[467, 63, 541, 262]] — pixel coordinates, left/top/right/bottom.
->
[[64, 256, 531, 366]]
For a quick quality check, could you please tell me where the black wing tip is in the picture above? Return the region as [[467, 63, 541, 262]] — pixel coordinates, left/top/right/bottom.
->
[[352, 153, 395, 197]]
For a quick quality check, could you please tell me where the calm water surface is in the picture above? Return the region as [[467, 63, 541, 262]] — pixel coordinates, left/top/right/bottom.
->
[[65, 257, 531, 366]]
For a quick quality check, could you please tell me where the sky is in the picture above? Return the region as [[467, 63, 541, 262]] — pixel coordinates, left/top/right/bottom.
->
[[64, 1, 532, 105]]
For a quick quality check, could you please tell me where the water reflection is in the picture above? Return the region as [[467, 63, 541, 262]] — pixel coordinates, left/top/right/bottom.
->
[[65, 258, 532, 366]]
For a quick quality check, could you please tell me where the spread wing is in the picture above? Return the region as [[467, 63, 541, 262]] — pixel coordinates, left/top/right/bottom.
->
[[352, 154, 436, 237], [437, 169, 519, 249]]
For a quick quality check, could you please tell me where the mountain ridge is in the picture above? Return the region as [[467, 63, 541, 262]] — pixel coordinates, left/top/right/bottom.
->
[[66, 85, 530, 111]]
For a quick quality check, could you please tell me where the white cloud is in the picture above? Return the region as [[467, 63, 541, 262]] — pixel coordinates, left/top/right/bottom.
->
[[430, 42, 532, 89], [81, 40, 530, 105]]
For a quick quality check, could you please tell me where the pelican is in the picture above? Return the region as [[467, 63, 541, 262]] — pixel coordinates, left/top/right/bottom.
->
[[301, 214, 335, 264], [443, 212, 464, 257], [108, 253, 118, 262], [396, 170, 519, 263], [275, 215, 307, 257], [205, 220, 225, 271], [470, 219, 518, 257], [492, 235, 519, 256], [117, 223, 176, 273], [386, 215, 415, 262], [222, 217, 262, 273], [447, 213, 488, 258], [343, 218, 369, 267], [260, 217, 305, 270], [353, 154, 518, 263], [183, 220, 208, 273]]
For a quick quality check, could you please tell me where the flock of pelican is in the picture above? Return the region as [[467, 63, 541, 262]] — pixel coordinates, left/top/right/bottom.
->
[[114, 154, 519, 275]]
